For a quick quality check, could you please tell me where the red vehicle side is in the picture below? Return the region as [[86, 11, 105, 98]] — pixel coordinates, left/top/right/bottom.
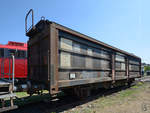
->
[[0, 41, 27, 83]]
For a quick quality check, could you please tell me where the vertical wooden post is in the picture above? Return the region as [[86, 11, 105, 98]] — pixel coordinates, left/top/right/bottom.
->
[[10, 97, 14, 107], [49, 23, 59, 94], [112, 53, 115, 83], [1, 99, 5, 108], [139, 59, 141, 77], [126, 58, 129, 80]]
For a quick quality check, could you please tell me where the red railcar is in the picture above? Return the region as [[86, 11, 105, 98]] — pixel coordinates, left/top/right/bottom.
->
[[0, 41, 27, 83]]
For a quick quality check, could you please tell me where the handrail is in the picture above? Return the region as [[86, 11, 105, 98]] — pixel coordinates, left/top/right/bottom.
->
[[12, 55, 15, 90], [0, 55, 15, 91], [25, 9, 34, 34], [8, 58, 11, 80]]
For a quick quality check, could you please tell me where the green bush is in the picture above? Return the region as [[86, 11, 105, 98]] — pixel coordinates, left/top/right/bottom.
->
[[144, 66, 150, 72]]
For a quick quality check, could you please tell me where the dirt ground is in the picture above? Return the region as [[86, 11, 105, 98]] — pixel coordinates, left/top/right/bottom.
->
[[65, 82, 150, 113], [7, 80, 150, 113]]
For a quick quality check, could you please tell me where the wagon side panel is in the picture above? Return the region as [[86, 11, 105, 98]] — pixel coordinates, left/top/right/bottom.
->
[[57, 30, 112, 88]]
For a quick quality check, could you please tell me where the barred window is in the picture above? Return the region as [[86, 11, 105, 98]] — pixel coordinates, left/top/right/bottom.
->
[[7, 49, 16, 57], [87, 48, 93, 55], [129, 64, 139, 71], [60, 37, 72, 50], [73, 43, 80, 52], [129, 60, 140, 65], [115, 55, 125, 62], [16, 50, 26, 58], [101, 50, 110, 59], [115, 62, 125, 70]]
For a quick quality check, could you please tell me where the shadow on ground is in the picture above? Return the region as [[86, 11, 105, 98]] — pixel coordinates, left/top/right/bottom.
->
[[6, 85, 130, 113]]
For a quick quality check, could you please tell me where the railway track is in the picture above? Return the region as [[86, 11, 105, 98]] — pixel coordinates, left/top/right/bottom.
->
[[8, 85, 130, 113]]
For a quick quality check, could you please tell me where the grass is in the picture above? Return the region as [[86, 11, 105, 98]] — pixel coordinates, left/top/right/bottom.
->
[[15, 91, 29, 98], [119, 90, 134, 98]]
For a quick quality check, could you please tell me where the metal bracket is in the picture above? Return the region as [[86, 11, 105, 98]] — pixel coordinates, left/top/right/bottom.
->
[[41, 16, 45, 20]]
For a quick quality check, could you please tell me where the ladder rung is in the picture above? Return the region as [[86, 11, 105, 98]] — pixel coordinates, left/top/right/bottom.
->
[[0, 93, 16, 99], [0, 105, 18, 112]]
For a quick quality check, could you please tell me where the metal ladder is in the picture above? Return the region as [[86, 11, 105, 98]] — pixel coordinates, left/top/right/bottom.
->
[[25, 9, 34, 33], [0, 55, 18, 112]]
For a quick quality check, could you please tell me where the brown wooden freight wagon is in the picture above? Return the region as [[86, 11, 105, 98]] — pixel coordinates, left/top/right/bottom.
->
[[25, 10, 141, 97]]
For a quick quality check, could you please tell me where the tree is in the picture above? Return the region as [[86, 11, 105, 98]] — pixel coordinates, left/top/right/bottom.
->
[[144, 66, 150, 72]]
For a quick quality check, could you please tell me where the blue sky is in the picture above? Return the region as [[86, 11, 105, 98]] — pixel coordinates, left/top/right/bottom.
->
[[0, 0, 149, 63]]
